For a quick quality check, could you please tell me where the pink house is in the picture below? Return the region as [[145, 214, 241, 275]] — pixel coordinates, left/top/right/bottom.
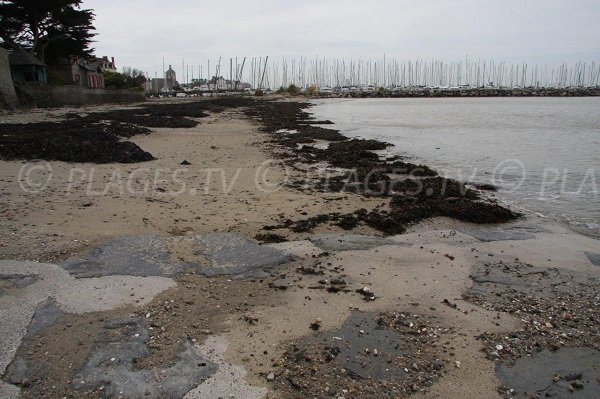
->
[[52, 56, 105, 88]]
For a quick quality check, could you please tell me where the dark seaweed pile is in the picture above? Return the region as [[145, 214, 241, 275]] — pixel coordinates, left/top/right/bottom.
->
[[0, 120, 154, 163], [0, 98, 254, 163], [247, 100, 519, 234]]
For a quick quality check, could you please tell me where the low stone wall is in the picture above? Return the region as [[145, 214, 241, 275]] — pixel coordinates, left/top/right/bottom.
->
[[333, 86, 600, 98], [16, 84, 144, 108]]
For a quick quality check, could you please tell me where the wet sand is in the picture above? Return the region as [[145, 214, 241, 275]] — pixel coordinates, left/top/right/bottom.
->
[[0, 98, 599, 398]]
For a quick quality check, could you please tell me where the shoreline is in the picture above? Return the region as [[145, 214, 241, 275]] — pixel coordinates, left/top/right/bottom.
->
[[305, 96, 600, 241], [0, 98, 599, 398]]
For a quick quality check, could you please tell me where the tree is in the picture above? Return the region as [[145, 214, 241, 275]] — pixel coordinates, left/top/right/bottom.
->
[[0, 0, 95, 65], [103, 67, 147, 89]]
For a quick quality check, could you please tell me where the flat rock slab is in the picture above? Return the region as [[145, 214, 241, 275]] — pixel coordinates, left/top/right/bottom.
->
[[5, 299, 65, 385], [61, 235, 178, 278], [460, 223, 547, 242], [327, 311, 411, 380], [61, 234, 294, 279], [309, 234, 404, 251], [585, 252, 600, 267], [0, 273, 39, 297], [496, 347, 600, 398], [0, 274, 38, 290], [72, 317, 217, 399], [467, 261, 598, 301], [190, 233, 294, 277]]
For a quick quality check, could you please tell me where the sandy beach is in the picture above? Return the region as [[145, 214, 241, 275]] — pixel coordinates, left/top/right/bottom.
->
[[1, 98, 599, 399]]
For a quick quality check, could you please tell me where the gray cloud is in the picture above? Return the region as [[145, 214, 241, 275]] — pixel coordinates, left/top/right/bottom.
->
[[84, 0, 599, 77]]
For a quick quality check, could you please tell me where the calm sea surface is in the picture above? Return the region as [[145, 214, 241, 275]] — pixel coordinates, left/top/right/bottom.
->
[[310, 97, 600, 237]]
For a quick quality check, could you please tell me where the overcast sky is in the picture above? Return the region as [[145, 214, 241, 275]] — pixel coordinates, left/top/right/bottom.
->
[[84, 0, 599, 77]]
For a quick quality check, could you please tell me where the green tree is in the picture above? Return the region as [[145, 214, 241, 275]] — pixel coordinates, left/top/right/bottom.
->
[[103, 67, 147, 89], [0, 0, 95, 65]]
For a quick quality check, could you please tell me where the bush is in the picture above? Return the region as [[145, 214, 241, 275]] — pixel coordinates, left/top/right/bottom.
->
[[287, 84, 300, 95], [103, 67, 147, 89]]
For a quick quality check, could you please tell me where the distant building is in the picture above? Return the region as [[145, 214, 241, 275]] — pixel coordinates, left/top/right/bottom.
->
[[149, 65, 179, 93], [96, 56, 117, 72], [207, 76, 251, 91], [150, 78, 166, 93], [8, 51, 47, 84], [52, 57, 105, 88], [165, 65, 177, 89]]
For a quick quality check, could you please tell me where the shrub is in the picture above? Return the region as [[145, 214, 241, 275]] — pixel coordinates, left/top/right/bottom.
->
[[287, 84, 300, 95]]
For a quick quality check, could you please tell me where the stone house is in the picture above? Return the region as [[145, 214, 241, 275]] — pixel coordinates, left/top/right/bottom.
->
[[96, 56, 117, 72], [52, 57, 105, 88]]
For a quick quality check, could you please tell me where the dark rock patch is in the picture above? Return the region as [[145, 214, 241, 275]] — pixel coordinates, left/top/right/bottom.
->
[[60, 233, 294, 279], [191, 233, 295, 278], [464, 261, 600, 364], [460, 223, 547, 242], [309, 234, 403, 251], [0, 273, 38, 292], [5, 299, 65, 386], [72, 318, 217, 399], [496, 348, 600, 398], [270, 311, 451, 398], [585, 252, 600, 267], [61, 235, 177, 278]]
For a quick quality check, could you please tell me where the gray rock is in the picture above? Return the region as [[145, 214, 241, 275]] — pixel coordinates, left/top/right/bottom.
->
[[309, 234, 404, 251], [61, 235, 178, 278], [585, 252, 600, 267], [4, 358, 28, 385], [60, 234, 294, 279], [190, 233, 295, 278], [25, 299, 64, 337], [496, 347, 600, 398], [460, 224, 546, 242], [4, 299, 64, 384], [0, 274, 38, 290], [73, 318, 217, 399]]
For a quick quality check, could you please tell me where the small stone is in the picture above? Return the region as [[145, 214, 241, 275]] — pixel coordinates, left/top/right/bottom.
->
[[571, 380, 584, 389], [266, 373, 275, 381]]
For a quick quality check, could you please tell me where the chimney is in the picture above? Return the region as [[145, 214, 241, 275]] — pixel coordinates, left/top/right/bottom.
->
[[111, 57, 115, 68]]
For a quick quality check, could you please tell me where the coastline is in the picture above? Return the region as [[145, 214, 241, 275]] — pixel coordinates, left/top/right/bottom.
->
[[306, 96, 600, 240], [0, 98, 599, 398]]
